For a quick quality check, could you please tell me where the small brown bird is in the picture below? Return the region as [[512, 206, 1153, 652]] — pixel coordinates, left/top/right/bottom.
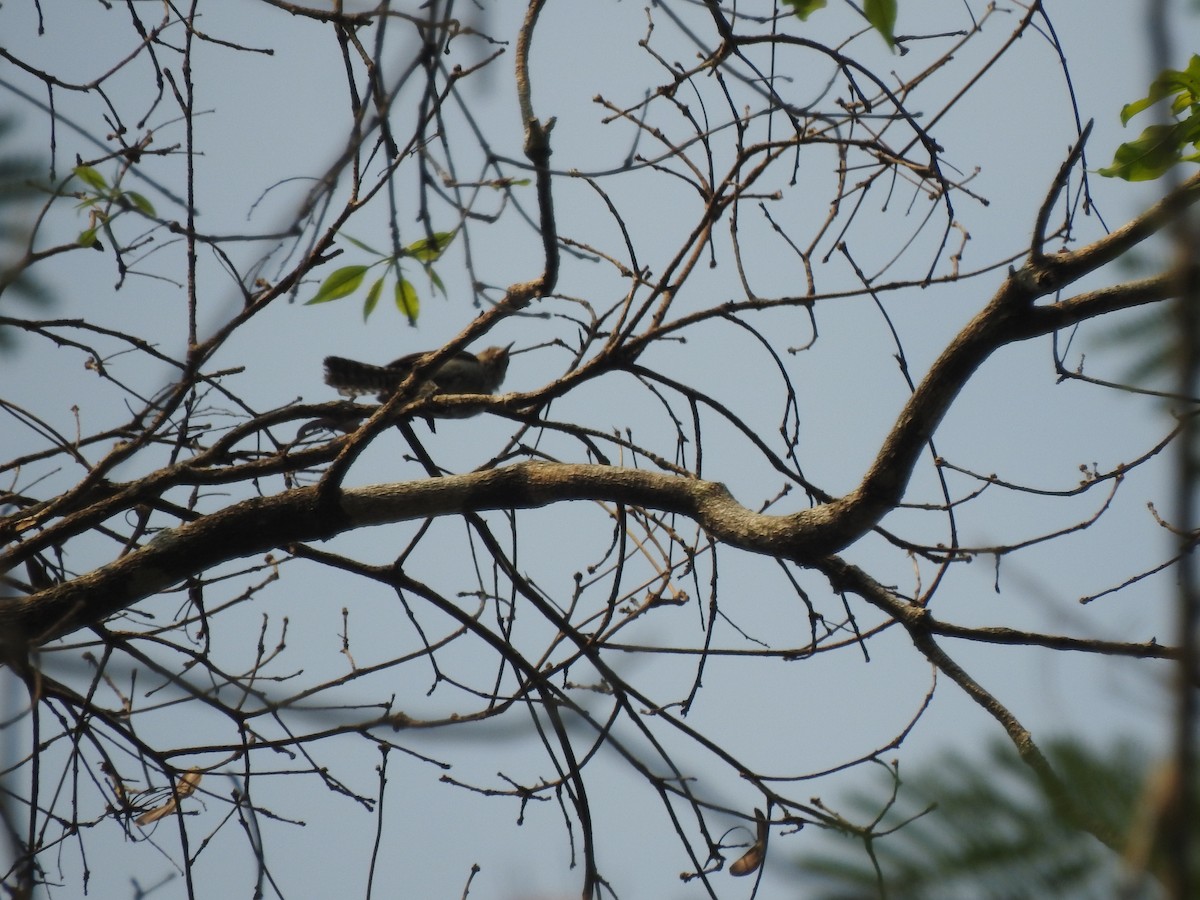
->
[[323, 344, 512, 419]]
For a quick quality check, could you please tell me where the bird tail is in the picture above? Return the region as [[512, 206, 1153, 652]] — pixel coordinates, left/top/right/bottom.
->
[[323, 357, 399, 397]]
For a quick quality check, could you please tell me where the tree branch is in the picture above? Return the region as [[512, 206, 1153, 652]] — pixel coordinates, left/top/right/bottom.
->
[[4, 462, 830, 647]]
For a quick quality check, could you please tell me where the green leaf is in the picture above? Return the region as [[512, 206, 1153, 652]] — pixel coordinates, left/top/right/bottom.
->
[[428, 266, 446, 298], [1120, 54, 1200, 125], [864, 0, 897, 49], [1104, 55, 1200, 181], [341, 233, 382, 256], [781, 0, 826, 20], [403, 231, 455, 263], [305, 265, 368, 304], [1099, 116, 1200, 181], [362, 276, 383, 321], [77, 227, 99, 248], [796, 737, 1165, 899], [125, 191, 156, 216], [395, 278, 419, 325], [73, 165, 108, 191]]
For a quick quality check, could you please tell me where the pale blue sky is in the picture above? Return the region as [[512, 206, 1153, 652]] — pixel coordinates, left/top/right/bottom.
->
[[1, 1, 1195, 897]]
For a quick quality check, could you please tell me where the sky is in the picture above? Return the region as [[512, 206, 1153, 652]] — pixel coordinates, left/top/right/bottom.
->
[[1, 1, 1197, 898]]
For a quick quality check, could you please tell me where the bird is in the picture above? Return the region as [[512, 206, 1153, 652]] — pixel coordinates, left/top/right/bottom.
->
[[323, 344, 512, 419]]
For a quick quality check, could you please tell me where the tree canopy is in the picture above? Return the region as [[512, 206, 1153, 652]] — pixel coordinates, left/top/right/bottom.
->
[[0, 1, 1196, 897]]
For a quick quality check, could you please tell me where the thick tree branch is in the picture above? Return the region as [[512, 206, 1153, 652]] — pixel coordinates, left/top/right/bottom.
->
[[830, 173, 1200, 534], [9, 242, 1199, 653], [1044, 169, 1200, 285], [817, 556, 1127, 853], [3, 462, 836, 647]]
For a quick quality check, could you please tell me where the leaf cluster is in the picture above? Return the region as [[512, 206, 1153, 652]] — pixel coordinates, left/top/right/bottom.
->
[[783, 0, 898, 48], [71, 164, 156, 249], [1101, 54, 1200, 181], [798, 738, 1176, 899], [303, 230, 455, 324]]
